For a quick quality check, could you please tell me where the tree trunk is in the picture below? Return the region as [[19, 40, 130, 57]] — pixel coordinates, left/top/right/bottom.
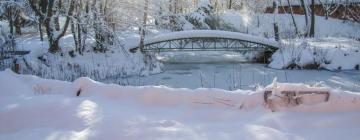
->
[[325, 10, 329, 20], [15, 26, 21, 35], [40, 0, 75, 53], [71, 2, 83, 54], [174, 0, 178, 14], [76, 1, 83, 53], [325, 5, 330, 20], [169, 0, 173, 13], [300, 0, 309, 37], [309, 0, 316, 37], [71, 20, 79, 51], [80, 0, 90, 53], [228, 0, 232, 9], [7, 9, 14, 36], [15, 16, 22, 35], [92, 0, 105, 52], [77, 23, 82, 53], [38, 17, 44, 41], [273, 1, 280, 41], [139, 0, 149, 52], [54, 17, 60, 31], [54, 0, 62, 31], [48, 38, 60, 53], [274, 23, 280, 41], [287, 0, 299, 36]]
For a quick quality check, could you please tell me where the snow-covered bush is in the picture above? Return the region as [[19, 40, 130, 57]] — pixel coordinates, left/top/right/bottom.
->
[[0, 27, 16, 71], [157, 15, 194, 31], [185, 0, 214, 30], [17, 50, 159, 82], [0, 27, 15, 53], [157, 0, 238, 31], [13, 33, 163, 82], [206, 14, 239, 31]]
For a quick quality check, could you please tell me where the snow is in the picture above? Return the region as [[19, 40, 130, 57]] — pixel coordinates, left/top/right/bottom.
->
[[269, 37, 360, 70], [0, 21, 9, 33], [144, 30, 280, 48], [220, 13, 360, 39], [275, 0, 360, 6], [1, 70, 360, 139], [5, 12, 359, 82], [12, 33, 162, 81], [216, 12, 360, 71], [2, 3, 360, 139]]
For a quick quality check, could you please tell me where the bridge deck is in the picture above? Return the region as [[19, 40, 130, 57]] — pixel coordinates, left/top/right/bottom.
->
[[144, 30, 279, 48]]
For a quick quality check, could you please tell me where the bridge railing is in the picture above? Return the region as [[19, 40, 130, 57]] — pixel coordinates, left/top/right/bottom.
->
[[142, 37, 278, 52]]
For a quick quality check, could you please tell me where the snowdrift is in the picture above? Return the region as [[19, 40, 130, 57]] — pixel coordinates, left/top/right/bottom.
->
[[1, 69, 359, 112], [1, 70, 360, 139]]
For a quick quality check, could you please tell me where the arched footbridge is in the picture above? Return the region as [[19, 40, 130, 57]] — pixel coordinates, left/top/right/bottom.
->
[[131, 30, 280, 53]]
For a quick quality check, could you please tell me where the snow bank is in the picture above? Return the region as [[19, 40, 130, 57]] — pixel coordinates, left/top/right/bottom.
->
[[1, 69, 360, 112], [1, 70, 360, 139], [0, 69, 263, 109], [14, 34, 162, 81], [269, 38, 360, 70]]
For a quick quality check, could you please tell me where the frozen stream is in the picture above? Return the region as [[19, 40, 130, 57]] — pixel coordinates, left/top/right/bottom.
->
[[112, 52, 360, 92]]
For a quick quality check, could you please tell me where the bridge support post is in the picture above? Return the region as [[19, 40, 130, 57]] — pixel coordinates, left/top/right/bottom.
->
[[12, 58, 20, 74]]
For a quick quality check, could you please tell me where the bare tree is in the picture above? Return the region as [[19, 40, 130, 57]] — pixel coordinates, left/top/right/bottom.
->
[[287, 0, 299, 36], [319, 0, 339, 20], [0, 1, 24, 36], [299, 0, 309, 36], [29, 0, 76, 53]]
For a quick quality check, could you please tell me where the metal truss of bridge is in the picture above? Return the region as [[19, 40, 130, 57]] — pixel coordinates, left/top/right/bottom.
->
[[132, 30, 280, 53]]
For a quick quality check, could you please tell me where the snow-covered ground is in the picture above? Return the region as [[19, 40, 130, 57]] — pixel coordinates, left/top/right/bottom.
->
[[12, 33, 161, 81], [1, 69, 360, 140], [220, 13, 360, 39], [2, 5, 360, 140], [8, 19, 360, 93], [270, 37, 360, 71], [217, 12, 360, 71], [2, 12, 357, 82]]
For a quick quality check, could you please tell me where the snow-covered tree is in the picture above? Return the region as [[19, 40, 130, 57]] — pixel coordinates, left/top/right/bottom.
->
[[28, 0, 76, 53], [0, 0, 28, 35], [186, 0, 214, 29]]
